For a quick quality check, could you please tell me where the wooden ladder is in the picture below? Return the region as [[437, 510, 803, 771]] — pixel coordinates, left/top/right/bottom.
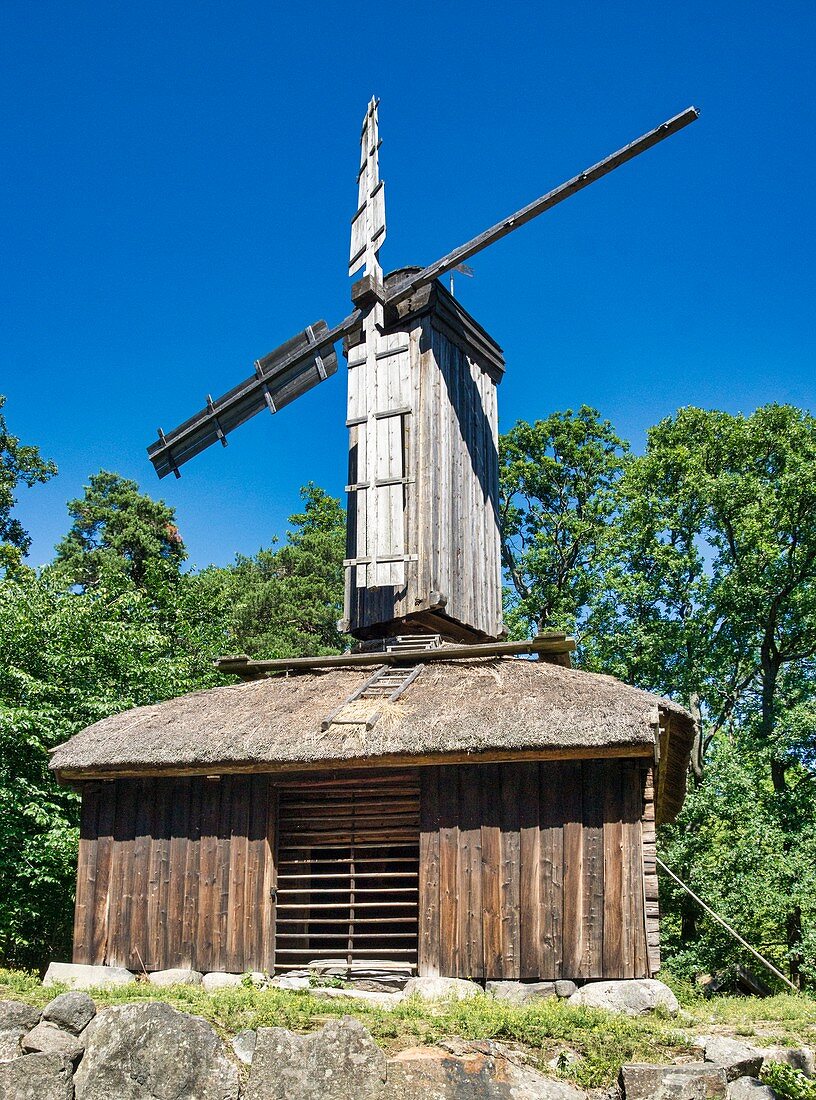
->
[[321, 635, 440, 732], [321, 664, 425, 731]]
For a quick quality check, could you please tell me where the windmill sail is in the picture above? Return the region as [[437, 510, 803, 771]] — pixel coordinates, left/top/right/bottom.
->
[[385, 106, 699, 306], [147, 317, 356, 479], [349, 98, 386, 278]]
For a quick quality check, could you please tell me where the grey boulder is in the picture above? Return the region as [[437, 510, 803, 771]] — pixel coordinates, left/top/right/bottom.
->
[[270, 973, 311, 991], [621, 1063, 728, 1099], [486, 979, 558, 1004], [73, 1001, 240, 1099], [390, 1042, 587, 1099], [245, 1016, 387, 1100], [703, 1037, 764, 1081], [0, 1001, 41, 1062], [756, 1047, 814, 1078], [404, 975, 482, 1000], [43, 962, 135, 990], [201, 971, 244, 992], [0, 1052, 74, 1100], [727, 1079, 777, 1100], [232, 1028, 257, 1065], [147, 968, 203, 987], [569, 979, 680, 1016], [42, 991, 96, 1035], [22, 1021, 85, 1063]]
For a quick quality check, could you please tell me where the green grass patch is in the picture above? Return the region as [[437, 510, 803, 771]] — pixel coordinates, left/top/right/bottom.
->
[[1, 968, 814, 1088]]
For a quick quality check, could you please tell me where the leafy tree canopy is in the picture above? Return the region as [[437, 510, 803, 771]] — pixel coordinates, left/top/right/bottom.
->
[[54, 470, 186, 590], [225, 483, 347, 658], [499, 406, 628, 638], [0, 395, 57, 573]]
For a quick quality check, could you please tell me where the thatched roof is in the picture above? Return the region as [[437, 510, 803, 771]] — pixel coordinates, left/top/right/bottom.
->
[[50, 657, 694, 821]]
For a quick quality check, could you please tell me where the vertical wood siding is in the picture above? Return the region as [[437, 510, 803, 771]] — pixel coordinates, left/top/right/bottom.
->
[[419, 759, 652, 981], [73, 776, 275, 973], [344, 306, 503, 641]]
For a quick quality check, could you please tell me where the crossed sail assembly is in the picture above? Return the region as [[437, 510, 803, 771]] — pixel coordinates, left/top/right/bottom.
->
[[148, 100, 699, 642]]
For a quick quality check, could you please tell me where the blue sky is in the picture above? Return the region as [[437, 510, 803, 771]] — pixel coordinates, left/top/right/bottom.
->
[[2, 1, 814, 570]]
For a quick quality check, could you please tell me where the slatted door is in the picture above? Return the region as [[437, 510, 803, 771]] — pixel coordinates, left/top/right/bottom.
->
[[274, 772, 420, 971]]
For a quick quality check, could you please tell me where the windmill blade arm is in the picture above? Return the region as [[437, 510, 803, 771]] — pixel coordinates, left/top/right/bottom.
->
[[147, 312, 360, 478], [386, 106, 699, 307]]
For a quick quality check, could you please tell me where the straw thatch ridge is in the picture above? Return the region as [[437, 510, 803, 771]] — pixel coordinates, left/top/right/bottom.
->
[[50, 657, 694, 822]]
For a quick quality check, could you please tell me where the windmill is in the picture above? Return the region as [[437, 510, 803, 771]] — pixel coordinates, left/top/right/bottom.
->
[[148, 99, 699, 644]]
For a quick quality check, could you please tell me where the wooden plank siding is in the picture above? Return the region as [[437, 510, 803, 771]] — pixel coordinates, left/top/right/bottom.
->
[[73, 776, 275, 974], [73, 759, 656, 979], [419, 759, 653, 981], [343, 283, 504, 643]]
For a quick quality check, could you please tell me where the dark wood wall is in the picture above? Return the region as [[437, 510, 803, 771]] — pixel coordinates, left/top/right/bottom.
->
[[419, 759, 651, 981], [73, 757, 654, 980], [73, 775, 275, 973]]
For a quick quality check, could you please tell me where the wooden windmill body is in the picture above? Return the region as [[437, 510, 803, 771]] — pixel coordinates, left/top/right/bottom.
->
[[53, 101, 699, 986]]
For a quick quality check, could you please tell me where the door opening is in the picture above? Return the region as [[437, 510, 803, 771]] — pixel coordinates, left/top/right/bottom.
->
[[274, 771, 420, 972]]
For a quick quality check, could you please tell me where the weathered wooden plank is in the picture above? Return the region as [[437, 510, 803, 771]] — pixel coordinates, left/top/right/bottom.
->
[[438, 766, 459, 977], [216, 635, 576, 677], [214, 776, 233, 972], [165, 777, 190, 967], [227, 775, 251, 972], [582, 760, 605, 979], [499, 764, 521, 980], [181, 778, 203, 970], [90, 784, 116, 965], [518, 763, 541, 980], [480, 764, 503, 979], [419, 767, 441, 977], [457, 767, 483, 979], [539, 762, 565, 979], [146, 778, 172, 970], [244, 775, 267, 970], [108, 779, 136, 968], [602, 762, 625, 977], [262, 781, 277, 972], [148, 316, 351, 479], [196, 778, 221, 971], [623, 763, 647, 978], [73, 785, 99, 965], [385, 108, 700, 307], [129, 779, 151, 972], [67, 743, 650, 783], [560, 762, 584, 979]]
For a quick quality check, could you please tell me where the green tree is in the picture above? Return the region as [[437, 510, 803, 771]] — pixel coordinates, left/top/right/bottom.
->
[[499, 407, 628, 638], [0, 563, 226, 969], [659, 734, 816, 988], [226, 484, 347, 658], [584, 405, 816, 984], [0, 394, 57, 573], [54, 470, 186, 590]]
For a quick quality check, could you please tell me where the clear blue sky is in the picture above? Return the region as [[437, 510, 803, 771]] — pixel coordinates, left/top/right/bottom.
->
[[2, 1, 814, 570]]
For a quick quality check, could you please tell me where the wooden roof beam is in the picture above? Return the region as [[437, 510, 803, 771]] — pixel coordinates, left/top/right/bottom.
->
[[216, 633, 576, 680]]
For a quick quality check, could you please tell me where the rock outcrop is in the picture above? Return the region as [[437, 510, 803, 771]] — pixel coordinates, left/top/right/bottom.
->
[[245, 1016, 387, 1100], [0, 1000, 41, 1062], [0, 1051, 74, 1099], [72, 1002, 240, 1099]]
